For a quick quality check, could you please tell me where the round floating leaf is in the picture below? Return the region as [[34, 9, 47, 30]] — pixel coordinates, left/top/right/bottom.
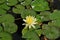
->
[[0, 14, 15, 23], [21, 9, 37, 18], [50, 10, 60, 20], [31, 0, 49, 11], [22, 30, 40, 40], [0, 32, 12, 40], [13, 5, 25, 14], [0, 8, 6, 15], [6, 0, 17, 6], [42, 24, 60, 39], [3, 23, 18, 33], [49, 20, 60, 28], [40, 11, 51, 21], [0, 3, 10, 10], [0, 0, 6, 3], [22, 24, 42, 37]]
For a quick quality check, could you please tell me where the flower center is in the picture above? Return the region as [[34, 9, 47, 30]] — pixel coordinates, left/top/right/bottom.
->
[[26, 16, 34, 25]]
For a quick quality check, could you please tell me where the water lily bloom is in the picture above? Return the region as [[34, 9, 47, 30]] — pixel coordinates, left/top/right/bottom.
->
[[23, 15, 37, 29]]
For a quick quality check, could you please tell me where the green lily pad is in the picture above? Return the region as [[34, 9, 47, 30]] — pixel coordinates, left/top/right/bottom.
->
[[0, 3, 10, 10], [6, 0, 17, 6], [13, 5, 25, 14], [0, 14, 14, 23], [42, 24, 60, 39], [0, 0, 6, 3], [22, 29, 40, 40], [3, 23, 18, 33], [0, 32, 12, 40], [22, 27, 28, 36], [0, 8, 6, 15], [31, 0, 49, 11], [36, 15, 42, 23], [40, 11, 51, 21], [48, 20, 60, 28], [21, 9, 37, 18], [50, 10, 60, 20], [35, 29, 42, 36]]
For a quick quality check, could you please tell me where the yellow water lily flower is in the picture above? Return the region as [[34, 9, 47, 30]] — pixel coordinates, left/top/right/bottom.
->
[[23, 15, 37, 29]]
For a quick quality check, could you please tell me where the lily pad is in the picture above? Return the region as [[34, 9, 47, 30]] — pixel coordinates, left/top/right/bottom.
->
[[42, 24, 60, 39], [31, 0, 49, 11], [0, 14, 14, 23], [0, 3, 10, 10], [21, 9, 37, 18], [0, 32, 12, 40], [0, 0, 6, 3], [22, 29, 40, 40], [6, 0, 17, 6], [0, 8, 6, 15], [3, 23, 18, 33], [13, 5, 25, 14]]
